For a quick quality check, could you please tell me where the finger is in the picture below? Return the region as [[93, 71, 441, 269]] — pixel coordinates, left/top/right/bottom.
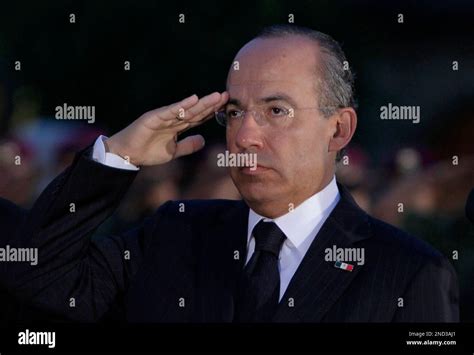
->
[[169, 91, 224, 128], [174, 134, 206, 158], [182, 92, 222, 122], [157, 94, 199, 121], [185, 104, 222, 129], [187, 91, 229, 124], [178, 95, 229, 134], [178, 113, 214, 135], [178, 104, 225, 135]]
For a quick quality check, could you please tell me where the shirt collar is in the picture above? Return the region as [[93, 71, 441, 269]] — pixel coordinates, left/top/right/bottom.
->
[[247, 176, 340, 250]]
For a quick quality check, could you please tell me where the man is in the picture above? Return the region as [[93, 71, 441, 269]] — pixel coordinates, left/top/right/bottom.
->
[[9, 25, 458, 322]]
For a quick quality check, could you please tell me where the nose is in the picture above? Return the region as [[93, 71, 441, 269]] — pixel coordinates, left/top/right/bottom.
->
[[233, 111, 264, 151]]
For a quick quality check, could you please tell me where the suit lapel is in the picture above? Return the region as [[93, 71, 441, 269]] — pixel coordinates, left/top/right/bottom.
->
[[273, 184, 372, 322], [195, 200, 248, 322]]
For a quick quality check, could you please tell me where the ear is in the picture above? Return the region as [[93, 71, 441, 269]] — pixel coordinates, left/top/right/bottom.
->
[[328, 107, 357, 154]]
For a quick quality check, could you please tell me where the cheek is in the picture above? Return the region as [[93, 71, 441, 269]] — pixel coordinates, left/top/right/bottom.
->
[[225, 129, 236, 151], [284, 129, 327, 179]]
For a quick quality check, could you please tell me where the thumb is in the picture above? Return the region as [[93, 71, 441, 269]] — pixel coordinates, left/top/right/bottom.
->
[[174, 134, 206, 159]]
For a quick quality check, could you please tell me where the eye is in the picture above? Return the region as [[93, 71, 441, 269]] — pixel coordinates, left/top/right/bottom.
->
[[227, 109, 242, 118], [269, 107, 288, 116]]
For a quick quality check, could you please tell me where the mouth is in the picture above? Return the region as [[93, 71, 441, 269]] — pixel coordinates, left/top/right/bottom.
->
[[238, 165, 272, 175]]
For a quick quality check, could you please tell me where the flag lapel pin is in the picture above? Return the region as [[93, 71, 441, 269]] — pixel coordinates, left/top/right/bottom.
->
[[334, 260, 354, 272]]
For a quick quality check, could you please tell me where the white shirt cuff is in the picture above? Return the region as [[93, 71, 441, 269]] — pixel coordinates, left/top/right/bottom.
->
[[92, 135, 139, 171]]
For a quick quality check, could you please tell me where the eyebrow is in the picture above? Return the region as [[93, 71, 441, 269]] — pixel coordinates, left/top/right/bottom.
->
[[227, 93, 298, 108]]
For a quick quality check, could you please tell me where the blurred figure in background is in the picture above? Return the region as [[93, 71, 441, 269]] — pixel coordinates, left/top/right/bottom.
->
[[0, 138, 38, 206], [183, 143, 241, 200], [336, 145, 372, 213]]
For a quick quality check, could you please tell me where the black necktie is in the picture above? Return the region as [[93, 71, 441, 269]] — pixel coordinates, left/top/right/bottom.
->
[[236, 220, 287, 322]]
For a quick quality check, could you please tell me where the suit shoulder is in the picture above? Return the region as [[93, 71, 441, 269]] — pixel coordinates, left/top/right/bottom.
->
[[152, 199, 245, 220], [362, 216, 456, 301], [367, 215, 445, 263]]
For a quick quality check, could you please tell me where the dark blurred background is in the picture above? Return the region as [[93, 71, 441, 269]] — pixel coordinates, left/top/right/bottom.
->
[[0, 0, 473, 321]]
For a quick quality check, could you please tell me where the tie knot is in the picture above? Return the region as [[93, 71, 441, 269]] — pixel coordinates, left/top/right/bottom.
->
[[252, 220, 287, 257]]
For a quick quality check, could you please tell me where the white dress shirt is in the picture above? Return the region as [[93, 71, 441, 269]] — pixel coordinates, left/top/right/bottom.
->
[[91, 136, 340, 301], [246, 177, 340, 301], [92, 135, 139, 171]]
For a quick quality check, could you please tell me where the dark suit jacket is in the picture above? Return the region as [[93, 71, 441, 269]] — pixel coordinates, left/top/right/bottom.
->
[[0, 197, 26, 323], [7, 148, 459, 322]]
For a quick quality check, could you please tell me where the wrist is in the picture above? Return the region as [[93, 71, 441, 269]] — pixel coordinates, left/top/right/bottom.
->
[[104, 138, 138, 166]]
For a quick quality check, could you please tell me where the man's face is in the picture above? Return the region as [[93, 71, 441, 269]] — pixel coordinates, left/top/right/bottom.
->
[[226, 35, 337, 217]]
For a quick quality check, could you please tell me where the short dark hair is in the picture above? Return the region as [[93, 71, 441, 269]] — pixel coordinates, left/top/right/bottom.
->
[[255, 24, 357, 161]]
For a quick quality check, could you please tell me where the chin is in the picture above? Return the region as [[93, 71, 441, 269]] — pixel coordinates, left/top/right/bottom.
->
[[231, 168, 286, 201], [235, 180, 283, 205]]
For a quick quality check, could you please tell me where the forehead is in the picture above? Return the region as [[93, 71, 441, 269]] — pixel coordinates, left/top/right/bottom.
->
[[226, 36, 320, 102]]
